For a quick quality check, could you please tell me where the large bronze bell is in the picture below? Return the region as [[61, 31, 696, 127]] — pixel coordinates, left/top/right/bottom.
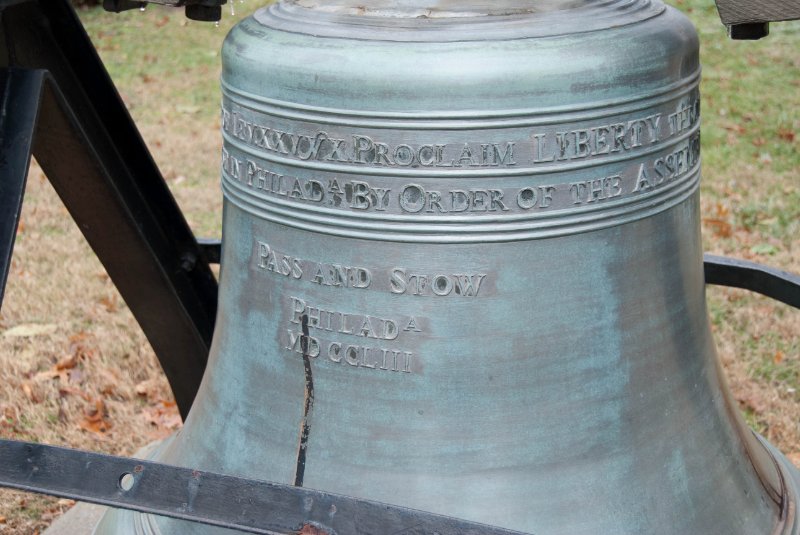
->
[[96, 1, 800, 533]]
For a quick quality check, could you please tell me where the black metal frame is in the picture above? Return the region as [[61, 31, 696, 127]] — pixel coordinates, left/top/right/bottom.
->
[[0, 0, 218, 420], [0, 0, 798, 533], [714, 0, 800, 40]]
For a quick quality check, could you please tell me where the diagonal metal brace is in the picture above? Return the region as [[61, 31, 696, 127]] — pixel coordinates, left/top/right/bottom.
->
[[0, 69, 45, 306], [0, 438, 530, 535]]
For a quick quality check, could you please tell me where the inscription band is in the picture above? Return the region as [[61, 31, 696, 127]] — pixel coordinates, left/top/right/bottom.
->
[[220, 101, 700, 178], [221, 165, 700, 242]]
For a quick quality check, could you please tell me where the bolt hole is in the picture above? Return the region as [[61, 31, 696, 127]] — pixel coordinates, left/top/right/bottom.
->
[[119, 472, 135, 491]]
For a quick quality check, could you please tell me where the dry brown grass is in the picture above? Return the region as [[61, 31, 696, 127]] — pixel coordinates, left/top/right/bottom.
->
[[0, 163, 185, 532], [0, 2, 797, 533]]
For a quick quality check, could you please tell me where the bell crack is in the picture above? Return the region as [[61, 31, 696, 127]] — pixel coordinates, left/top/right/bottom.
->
[[294, 313, 314, 487]]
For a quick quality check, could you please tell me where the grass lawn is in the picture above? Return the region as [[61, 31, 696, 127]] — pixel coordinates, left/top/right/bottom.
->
[[0, 0, 796, 531]]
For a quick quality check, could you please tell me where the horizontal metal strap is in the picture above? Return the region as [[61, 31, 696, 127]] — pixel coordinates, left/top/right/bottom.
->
[[0, 439, 528, 535]]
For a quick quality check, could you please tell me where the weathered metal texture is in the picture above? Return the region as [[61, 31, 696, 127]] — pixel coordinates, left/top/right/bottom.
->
[[96, 1, 800, 533]]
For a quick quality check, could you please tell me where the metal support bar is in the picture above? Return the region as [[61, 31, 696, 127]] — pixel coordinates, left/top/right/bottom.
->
[[0, 68, 45, 306], [0, 439, 527, 535], [0, 0, 219, 419], [714, 0, 800, 40], [704, 254, 800, 310], [102, 0, 226, 21]]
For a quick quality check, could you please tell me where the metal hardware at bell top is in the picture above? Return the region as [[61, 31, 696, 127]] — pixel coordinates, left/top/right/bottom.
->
[[89, 1, 800, 534]]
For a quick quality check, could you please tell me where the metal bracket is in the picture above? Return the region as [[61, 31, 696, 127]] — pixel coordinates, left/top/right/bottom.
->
[[102, 0, 227, 21], [714, 0, 800, 40]]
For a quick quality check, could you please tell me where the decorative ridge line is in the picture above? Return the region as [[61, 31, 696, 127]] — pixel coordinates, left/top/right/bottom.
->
[[254, 0, 665, 43], [278, 0, 626, 19], [220, 68, 700, 126]]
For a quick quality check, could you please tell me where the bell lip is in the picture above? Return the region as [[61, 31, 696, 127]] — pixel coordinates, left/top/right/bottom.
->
[[759, 436, 800, 535], [254, 0, 667, 43]]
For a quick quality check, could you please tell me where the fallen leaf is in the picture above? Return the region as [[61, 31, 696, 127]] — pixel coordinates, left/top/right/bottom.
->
[[79, 399, 112, 434], [56, 353, 79, 371], [777, 128, 795, 142], [59, 386, 92, 401], [135, 381, 149, 397], [34, 368, 66, 382], [737, 391, 768, 414], [774, 351, 785, 364], [22, 382, 43, 403], [99, 295, 118, 313], [2, 323, 57, 338], [721, 122, 746, 134], [69, 330, 91, 343], [702, 218, 732, 238], [297, 525, 329, 535], [141, 401, 182, 439]]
